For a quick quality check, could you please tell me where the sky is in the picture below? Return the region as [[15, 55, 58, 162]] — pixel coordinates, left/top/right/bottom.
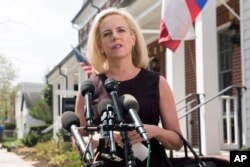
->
[[0, 0, 83, 85]]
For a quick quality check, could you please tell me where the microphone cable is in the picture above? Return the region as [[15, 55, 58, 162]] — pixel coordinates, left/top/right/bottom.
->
[[146, 143, 151, 167]]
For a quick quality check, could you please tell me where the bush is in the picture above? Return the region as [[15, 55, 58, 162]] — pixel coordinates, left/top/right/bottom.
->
[[30, 125, 49, 133], [34, 139, 82, 167], [4, 123, 16, 130], [2, 137, 23, 152], [29, 125, 53, 142], [22, 131, 39, 147], [39, 131, 53, 142]]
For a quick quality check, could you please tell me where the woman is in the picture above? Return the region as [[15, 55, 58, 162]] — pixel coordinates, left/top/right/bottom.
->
[[75, 8, 182, 167]]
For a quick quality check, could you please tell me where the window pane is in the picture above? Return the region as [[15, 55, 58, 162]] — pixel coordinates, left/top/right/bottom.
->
[[218, 28, 232, 93]]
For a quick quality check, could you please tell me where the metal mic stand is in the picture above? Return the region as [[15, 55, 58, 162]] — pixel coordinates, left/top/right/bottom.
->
[[83, 106, 104, 167], [85, 123, 137, 167], [81, 137, 104, 167], [120, 126, 137, 167]]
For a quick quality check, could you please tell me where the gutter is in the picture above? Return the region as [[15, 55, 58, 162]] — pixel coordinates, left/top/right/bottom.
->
[[58, 65, 68, 90]]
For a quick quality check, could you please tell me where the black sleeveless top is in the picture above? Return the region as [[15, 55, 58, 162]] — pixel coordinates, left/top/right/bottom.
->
[[89, 69, 168, 167]]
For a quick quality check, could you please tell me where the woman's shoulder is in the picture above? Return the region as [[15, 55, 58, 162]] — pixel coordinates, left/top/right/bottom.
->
[[89, 74, 106, 83], [140, 69, 160, 79]]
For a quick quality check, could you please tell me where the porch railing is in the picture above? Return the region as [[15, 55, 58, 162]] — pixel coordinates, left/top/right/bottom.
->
[[176, 85, 246, 155]]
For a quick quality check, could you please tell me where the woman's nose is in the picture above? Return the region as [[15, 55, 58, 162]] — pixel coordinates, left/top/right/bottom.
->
[[113, 32, 118, 40]]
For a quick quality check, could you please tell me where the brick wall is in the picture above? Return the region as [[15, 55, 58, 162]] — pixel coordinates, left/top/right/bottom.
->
[[148, 41, 166, 76]]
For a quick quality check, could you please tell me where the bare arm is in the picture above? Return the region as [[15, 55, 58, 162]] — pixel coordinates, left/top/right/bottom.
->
[[75, 90, 100, 149], [75, 90, 88, 136], [144, 76, 182, 150]]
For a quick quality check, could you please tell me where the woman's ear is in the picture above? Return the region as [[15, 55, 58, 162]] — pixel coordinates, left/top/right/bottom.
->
[[98, 43, 104, 54], [131, 34, 136, 46]]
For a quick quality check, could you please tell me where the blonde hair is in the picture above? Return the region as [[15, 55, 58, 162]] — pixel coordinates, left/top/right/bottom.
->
[[87, 8, 149, 74]]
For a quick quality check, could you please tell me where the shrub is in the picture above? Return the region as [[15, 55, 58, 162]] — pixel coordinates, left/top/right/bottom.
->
[[2, 137, 23, 152], [4, 123, 16, 130], [22, 131, 39, 147], [33, 139, 82, 167], [30, 125, 53, 142]]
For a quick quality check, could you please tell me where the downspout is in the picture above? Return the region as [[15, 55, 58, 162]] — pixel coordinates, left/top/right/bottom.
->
[[46, 76, 54, 123], [58, 65, 68, 90]]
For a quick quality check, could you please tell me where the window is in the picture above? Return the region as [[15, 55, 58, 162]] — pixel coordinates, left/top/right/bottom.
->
[[218, 28, 232, 95]]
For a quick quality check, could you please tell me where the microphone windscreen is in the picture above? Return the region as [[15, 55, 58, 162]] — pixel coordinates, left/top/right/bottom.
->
[[61, 111, 80, 132], [104, 78, 118, 93], [119, 94, 139, 112], [80, 80, 95, 96], [97, 98, 112, 116]]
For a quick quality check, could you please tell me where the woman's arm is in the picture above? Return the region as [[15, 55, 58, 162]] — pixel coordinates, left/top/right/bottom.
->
[[144, 76, 183, 150], [75, 90, 100, 149], [75, 91, 88, 136]]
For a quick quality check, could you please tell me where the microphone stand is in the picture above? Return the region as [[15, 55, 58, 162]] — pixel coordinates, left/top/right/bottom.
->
[[82, 102, 103, 166], [121, 129, 137, 167], [85, 123, 137, 167]]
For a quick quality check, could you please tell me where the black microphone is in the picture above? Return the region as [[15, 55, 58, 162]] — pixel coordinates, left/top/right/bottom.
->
[[81, 80, 95, 127], [97, 99, 112, 153], [104, 78, 123, 123], [119, 94, 150, 144], [61, 111, 92, 163], [97, 99, 122, 162]]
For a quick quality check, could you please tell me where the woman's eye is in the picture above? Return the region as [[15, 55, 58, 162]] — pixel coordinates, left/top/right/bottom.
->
[[118, 29, 125, 33], [103, 32, 111, 37]]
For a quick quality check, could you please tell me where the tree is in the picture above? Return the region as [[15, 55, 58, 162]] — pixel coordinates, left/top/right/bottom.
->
[[30, 98, 52, 124], [29, 85, 52, 124], [0, 54, 17, 122]]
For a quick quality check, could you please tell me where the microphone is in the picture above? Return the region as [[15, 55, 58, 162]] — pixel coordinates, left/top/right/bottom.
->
[[104, 78, 123, 123], [119, 94, 150, 144], [61, 111, 92, 164], [97, 99, 122, 162], [97, 99, 112, 153], [81, 80, 95, 127]]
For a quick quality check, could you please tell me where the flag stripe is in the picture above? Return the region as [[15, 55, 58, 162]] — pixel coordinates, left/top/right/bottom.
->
[[186, 0, 207, 22], [195, 0, 207, 9], [186, 0, 200, 22], [158, 20, 181, 52], [164, 0, 193, 39], [72, 47, 92, 76]]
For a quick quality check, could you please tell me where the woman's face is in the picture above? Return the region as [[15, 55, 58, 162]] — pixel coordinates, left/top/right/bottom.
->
[[99, 14, 136, 60]]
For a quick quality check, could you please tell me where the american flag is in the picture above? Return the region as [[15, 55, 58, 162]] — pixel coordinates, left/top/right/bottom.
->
[[72, 47, 92, 77]]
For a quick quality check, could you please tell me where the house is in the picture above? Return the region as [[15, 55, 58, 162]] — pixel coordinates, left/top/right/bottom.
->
[[46, 0, 249, 156], [15, 82, 46, 139]]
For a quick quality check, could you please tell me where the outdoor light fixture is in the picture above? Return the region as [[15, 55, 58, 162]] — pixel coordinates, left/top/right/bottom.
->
[[229, 22, 240, 46]]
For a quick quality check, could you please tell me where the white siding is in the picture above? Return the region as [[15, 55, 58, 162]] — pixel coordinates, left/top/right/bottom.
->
[[242, 0, 250, 147]]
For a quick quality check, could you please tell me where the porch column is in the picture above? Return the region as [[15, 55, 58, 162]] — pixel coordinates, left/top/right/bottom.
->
[[195, 0, 220, 155], [240, 0, 249, 148], [166, 42, 187, 137], [67, 74, 74, 92], [52, 83, 59, 139]]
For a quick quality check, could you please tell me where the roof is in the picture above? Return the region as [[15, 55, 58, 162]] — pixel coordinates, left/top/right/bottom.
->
[[19, 82, 44, 92], [18, 82, 44, 110]]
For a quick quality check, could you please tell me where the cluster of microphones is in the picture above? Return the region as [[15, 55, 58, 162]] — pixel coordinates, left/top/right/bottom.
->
[[61, 78, 149, 167]]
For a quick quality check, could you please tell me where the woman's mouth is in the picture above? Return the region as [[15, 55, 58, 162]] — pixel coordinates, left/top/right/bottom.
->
[[112, 44, 122, 49]]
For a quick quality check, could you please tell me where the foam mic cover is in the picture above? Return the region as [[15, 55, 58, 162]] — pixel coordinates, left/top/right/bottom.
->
[[119, 94, 139, 113], [61, 111, 80, 132], [104, 78, 118, 93], [97, 98, 112, 116], [120, 94, 150, 144], [80, 80, 95, 96]]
